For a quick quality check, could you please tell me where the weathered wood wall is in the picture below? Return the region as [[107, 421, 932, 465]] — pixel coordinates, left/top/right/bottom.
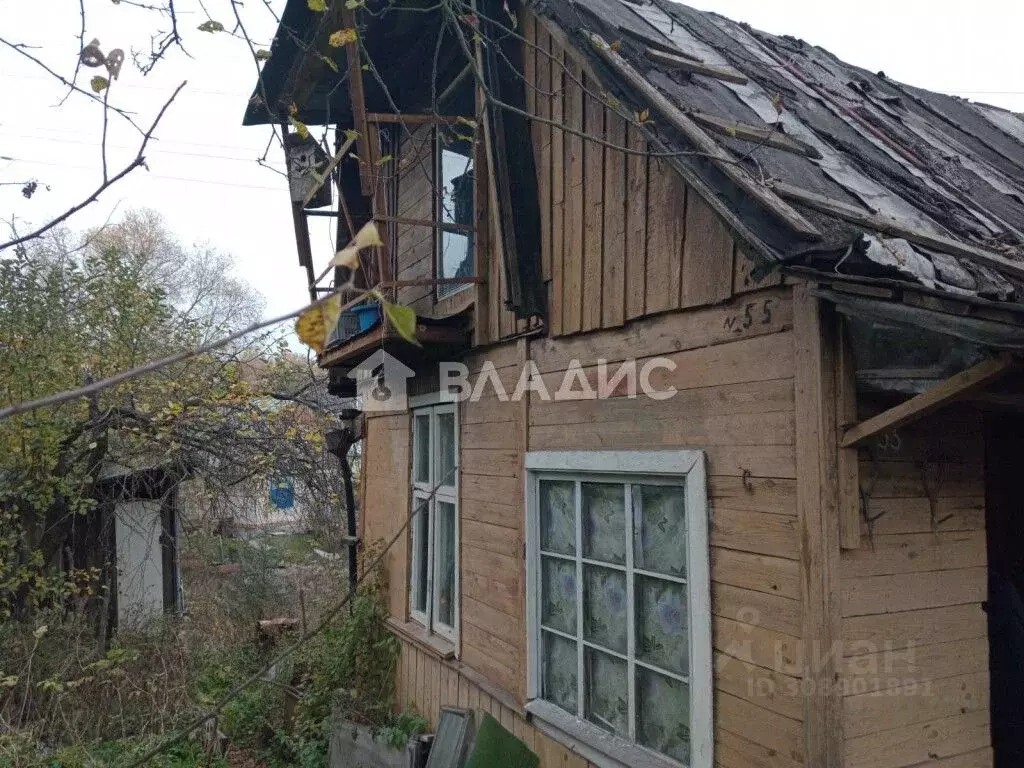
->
[[523, 14, 755, 339], [839, 406, 991, 768], [392, 125, 435, 314], [361, 411, 411, 620], [370, 286, 803, 767]]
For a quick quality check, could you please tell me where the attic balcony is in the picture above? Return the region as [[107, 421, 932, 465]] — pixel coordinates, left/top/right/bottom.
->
[[319, 285, 475, 398]]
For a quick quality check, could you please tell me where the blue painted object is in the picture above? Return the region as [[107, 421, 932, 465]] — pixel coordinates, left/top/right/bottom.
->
[[269, 478, 294, 510], [351, 303, 381, 332]]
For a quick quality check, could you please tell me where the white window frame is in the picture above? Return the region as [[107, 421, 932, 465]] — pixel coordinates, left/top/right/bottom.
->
[[524, 450, 712, 768], [409, 394, 460, 645], [434, 131, 475, 301]]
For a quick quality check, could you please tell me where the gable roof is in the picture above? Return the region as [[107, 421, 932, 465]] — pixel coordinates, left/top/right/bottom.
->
[[246, 0, 1024, 333], [542, 0, 1024, 311]]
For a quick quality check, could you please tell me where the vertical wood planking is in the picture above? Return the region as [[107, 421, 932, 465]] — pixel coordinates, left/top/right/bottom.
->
[[581, 77, 605, 332], [602, 109, 627, 328], [644, 157, 684, 314], [681, 193, 735, 308], [536, 29, 552, 286], [793, 284, 844, 767], [562, 58, 584, 335], [624, 124, 648, 320], [549, 38, 566, 334]]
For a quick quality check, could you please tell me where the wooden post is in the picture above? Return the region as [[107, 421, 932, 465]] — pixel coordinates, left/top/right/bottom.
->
[[836, 315, 861, 549], [793, 283, 843, 767]]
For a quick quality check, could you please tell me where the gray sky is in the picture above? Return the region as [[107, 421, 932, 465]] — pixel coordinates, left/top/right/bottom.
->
[[2, 0, 1022, 321]]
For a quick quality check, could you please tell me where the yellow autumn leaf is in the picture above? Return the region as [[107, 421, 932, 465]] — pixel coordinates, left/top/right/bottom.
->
[[289, 114, 309, 140], [90, 76, 109, 93], [295, 294, 342, 354], [332, 221, 383, 268], [328, 28, 358, 47], [381, 299, 418, 345], [307, 0, 328, 11]]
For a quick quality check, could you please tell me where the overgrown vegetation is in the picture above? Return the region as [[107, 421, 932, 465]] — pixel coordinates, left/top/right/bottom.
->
[[0, 538, 422, 767]]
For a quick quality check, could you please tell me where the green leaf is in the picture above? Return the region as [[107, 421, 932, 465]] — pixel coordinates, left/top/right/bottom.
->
[[289, 115, 309, 140], [90, 76, 109, 93], [307, 0, 328, 11], [320, 53, 339, 73], [376, 153, 392, 166], [344, 0, 364, 7], [381, 300, 418, 346], [343, 129, 360, 142], [197, 20, 224, 32], [255, 49, 272, 61]]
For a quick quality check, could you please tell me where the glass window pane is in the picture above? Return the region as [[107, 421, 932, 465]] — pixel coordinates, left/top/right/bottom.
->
[[439, 231, 473, 284], [414, 413, 431, 484], [435, 501, 456, 628], [542, 630, 578, 714], [633, 484, 687, 577], [583, 565, 627, 654], [636, 667, 690, 764], [582, 482, 625, 564], [636, 576, 688, 675], [584, 648, 628, 737], [440, 148, 473, 225], [436, 411, 456, 486], [539, 480, 576, 555], [541, 556, 577, 635], [412, 502, 430, 613]]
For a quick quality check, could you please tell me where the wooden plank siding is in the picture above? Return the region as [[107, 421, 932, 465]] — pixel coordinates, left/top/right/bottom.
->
[[527, 23, 741, 338], [837, 405, 991, 768]]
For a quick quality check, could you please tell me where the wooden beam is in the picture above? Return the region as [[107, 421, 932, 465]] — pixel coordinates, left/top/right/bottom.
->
[[373, 215, 474, 234], [366, 113, 466, 125], [341, 6, 372, 197], [835, 315, 861, 549], [771, 181, 1024, 280], [840, 354, 1015, 448], [584, 32, 822, 241], [689, 111, 822, 159], [614, 23, 696, 59], [379, 277, 485, 289], [645, 48, 748, 84], [793, 284, 844, 768], [302, 134, 357, 208]]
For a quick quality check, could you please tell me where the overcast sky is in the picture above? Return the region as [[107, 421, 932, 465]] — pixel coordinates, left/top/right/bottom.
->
[[2, 0, 1022, 321]]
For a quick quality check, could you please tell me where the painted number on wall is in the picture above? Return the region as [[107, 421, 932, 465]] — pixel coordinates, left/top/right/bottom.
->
[[723, 299, 774, 334]]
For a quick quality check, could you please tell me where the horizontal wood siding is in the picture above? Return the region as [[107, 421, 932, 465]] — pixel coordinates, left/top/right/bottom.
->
[[528, 286, 804, 766], [362, 412, 411, 620], [839, 406, 991, 768]]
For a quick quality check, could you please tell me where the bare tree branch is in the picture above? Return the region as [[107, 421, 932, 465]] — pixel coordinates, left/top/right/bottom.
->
[[0, 81, 188, 253], [0, 38, 144, 134]]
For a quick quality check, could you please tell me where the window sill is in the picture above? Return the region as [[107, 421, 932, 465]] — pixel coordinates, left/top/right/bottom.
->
[[526, 700, 686, 768], [386, 617, 456, 661]]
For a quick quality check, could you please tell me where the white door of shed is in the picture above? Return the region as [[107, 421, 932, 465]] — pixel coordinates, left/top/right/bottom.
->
[[115, 500, 164, 629]]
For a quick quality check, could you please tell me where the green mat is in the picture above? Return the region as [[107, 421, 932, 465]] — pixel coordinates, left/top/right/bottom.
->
[[464, 713, 539, 768]]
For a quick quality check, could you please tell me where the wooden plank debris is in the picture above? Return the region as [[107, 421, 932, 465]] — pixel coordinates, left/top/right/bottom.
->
[[646, 48, 748, 84]]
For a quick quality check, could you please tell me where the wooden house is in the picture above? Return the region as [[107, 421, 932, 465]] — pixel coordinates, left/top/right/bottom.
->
[[245, 1, 1024, 765]]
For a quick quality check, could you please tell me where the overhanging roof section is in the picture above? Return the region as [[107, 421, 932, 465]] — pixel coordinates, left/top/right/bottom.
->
[[533, 0, 1024, 307], [242, 0, 469, 127]]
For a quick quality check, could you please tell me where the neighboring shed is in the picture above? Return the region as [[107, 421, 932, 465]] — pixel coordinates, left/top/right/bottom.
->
[[245, 1, 1024, 766]]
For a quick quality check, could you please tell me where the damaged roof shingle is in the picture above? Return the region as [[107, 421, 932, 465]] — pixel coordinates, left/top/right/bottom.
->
[[539, 0, 1024, 306]]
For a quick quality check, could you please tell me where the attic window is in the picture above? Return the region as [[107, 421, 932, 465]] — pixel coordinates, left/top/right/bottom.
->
[[436, 134, 475, 300]]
